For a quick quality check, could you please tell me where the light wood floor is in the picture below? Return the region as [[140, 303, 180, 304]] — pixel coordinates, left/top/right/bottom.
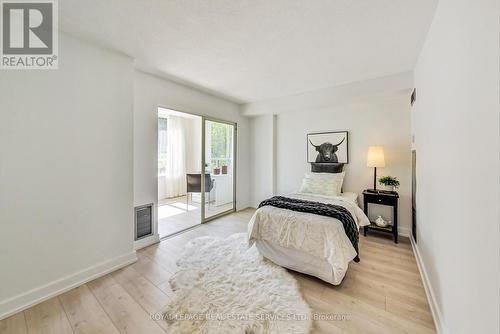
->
[[0, 208, 435, 334]]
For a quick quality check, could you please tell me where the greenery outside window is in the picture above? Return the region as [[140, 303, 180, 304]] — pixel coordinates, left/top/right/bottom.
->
[[209, 122, 233, 171]]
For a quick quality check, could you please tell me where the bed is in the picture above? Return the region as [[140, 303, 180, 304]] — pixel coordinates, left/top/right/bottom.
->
[[247, 163, 370, 285]]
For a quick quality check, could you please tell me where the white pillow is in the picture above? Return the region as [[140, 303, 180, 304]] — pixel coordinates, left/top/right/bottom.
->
[[299, 172, 345, 197], [306, 172, 345, 194]]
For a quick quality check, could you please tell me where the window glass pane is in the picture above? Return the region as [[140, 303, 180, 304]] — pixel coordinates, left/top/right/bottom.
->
[[209, 122, 232, 169], [204, 120, 234, 219]]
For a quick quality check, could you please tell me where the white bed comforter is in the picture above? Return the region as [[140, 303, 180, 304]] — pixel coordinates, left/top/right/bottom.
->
[[248, 193, 370, 284]]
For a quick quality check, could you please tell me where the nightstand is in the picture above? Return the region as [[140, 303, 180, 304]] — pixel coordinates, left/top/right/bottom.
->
[[362, 190, 399, 243]]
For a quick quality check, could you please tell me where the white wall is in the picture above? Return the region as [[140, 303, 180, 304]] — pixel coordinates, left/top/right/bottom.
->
[[0, 33, 136, 318], [134, 70, 251, 234], [249, 114, 276, 207], [412, 1, 499, 333], [250, 96, 413, 234]]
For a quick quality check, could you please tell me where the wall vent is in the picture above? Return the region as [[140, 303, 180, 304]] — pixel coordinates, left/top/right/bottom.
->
[[135, 203, 154, 240]]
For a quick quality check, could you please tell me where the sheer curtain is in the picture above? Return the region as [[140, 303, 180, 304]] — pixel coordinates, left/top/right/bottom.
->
[[164, 116, 186, 198]]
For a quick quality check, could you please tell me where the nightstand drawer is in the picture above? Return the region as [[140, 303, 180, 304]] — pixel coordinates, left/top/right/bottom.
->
[[364, 193, 397, 206]]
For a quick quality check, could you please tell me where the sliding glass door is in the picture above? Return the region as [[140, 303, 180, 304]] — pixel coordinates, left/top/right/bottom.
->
[[201, 118, 236, 222]]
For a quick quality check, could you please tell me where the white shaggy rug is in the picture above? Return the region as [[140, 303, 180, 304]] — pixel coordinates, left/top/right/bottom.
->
[[163, 233, 312, 334]]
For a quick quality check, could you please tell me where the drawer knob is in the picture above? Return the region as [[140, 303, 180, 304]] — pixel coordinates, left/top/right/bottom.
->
[[378, 199, 382, 202]]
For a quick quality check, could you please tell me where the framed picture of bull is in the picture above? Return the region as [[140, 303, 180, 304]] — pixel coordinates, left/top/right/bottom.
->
[[307, 131, 349, 163]]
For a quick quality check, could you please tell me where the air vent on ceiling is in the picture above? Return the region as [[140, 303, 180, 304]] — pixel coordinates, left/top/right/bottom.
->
[[135, 203, 154, 240]]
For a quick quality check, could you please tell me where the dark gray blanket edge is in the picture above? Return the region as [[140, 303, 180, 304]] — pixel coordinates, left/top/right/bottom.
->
[[258, 196, 360, 262]]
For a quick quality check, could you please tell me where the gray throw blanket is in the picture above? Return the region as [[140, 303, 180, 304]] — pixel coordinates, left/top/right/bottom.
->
[[259, 196, 360, 262]]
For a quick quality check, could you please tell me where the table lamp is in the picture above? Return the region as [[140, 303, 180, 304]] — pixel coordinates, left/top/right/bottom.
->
[[367, 146, 385, 190]]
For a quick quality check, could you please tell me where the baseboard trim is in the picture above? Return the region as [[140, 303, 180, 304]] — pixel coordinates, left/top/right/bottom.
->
[[134, 233, 160, 250], [0, 251, 137, 320], [410, 235, 448, 334]]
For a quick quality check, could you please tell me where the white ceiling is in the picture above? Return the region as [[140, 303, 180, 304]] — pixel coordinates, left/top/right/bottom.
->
[[60, 0, 436, 104]]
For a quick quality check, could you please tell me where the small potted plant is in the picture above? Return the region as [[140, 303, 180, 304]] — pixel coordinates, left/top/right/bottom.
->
[[213, 161, 220, 175], [221, 164, 228, 174], [379, 176, 400, 192]]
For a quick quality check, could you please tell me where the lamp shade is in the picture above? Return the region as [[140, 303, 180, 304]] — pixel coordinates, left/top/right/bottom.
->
[[367, 146, 385, 167]]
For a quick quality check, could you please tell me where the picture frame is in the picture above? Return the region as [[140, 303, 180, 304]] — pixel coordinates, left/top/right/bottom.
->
[[307, 131, 349, 163]]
